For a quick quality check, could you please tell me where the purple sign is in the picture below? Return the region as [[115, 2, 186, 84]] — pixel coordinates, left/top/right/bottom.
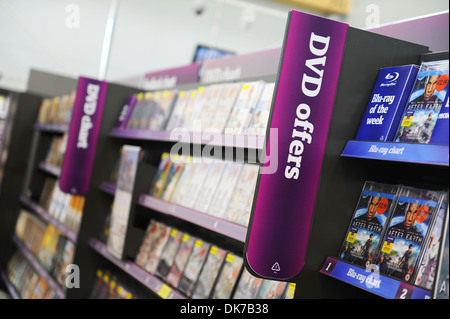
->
[[199, 47, 282, 84], [245, 10, 348, 280], [60, 77, 108, 195], [114, 94, 137, 129]]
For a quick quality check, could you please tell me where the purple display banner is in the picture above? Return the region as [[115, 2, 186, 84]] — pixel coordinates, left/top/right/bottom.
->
[[60, 77, 108, 195], [245, 10, 348, 280], [199, 47, 282, 84], [141, 63, 200, 90], [114, 94, 137, 129]]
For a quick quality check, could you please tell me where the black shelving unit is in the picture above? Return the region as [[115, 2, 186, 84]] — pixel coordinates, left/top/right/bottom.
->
[[241, 10, 448, 299], [1, 10, 447, 301], [0, 89, 44, 285], [0, 77, 141, 299]]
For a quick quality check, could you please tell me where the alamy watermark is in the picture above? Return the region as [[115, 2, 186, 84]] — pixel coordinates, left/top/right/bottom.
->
[[365, 4, 380, 28], [65, 4, 80, 29], [168, 122, 279, 174], [64, 264, 80, 289]]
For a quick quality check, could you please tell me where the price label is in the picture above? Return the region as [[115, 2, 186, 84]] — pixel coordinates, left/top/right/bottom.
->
[[157, 283, 172, 299]]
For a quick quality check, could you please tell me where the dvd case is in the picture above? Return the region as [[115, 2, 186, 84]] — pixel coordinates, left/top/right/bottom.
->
[[377, 187, 445, 282], [225, 81, 265, 135], [223, 163, 259, 226], [429, 92, 449, 144], [166, 233, 195, 288], [197, 84, 224, 132], [165, 90, 192, 131], [433, 202, 449, 299], [394, 59, 449, 143], [155, 228, 182, 280], [211, 252, 243, 299], [114, 94, 137, 129], [160, 155, 185, 202], [126, 93, 146, 129], [414, 194, 447, 289], [246, 82, 275, 136], [147, 90, 178, 131], [149, 153, 172, 198], [255, 279, 288, 299], [178, 239, 211, 297], [191, 245, 226, 299], [207, 162, 243, 219], [170, 157, 198, 205], [139, 92, 157, 129], [135, 220, 162, 267], [144, 223, 172, 274], [209, 83, 242, 133], [355, 65, 420, 142], [193, 161, 226, 213], [338, 181, 400, 268], [54, 239, 75, 288], [179, 161, 211, 208], [182, 87, 208, 132], [232, 268, 264, 299]]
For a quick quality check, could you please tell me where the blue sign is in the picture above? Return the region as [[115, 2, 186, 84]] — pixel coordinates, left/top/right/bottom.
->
[[356, 65, 419, 142]]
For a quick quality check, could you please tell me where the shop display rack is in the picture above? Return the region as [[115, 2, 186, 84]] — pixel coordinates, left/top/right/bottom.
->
[[0, 10, 447, 300]]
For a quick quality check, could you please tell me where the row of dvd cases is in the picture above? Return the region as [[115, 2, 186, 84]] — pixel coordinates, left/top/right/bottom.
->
[[0, 10, 448, 300], [0, 44, 284, 299]]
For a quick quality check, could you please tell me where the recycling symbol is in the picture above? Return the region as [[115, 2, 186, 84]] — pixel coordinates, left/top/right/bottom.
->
[[271, 262, 281, 272]]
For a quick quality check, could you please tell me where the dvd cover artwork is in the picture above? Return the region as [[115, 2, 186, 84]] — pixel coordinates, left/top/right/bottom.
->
[[126, 93, 146, 129], [180, 161, 211, 208], [211, 253, 243, 299], [255, 279, 288, 299], [193, 161, 226, 213], [138, 92, 156, 130], [209, 83, 242, 133], [54, 240, 75, 288], [434, 205, 449, 299], [232, 268, 264, 299], [394, 60, 449, 144], [165, 90, 192, 131], [355, 65, 419, 142], [223, 164, 259, 225], [155, 229, 182, 280], [178, 90, 199, 130], [225, 81, 265, 135], [135, 220, 163, 268], [246, 82, 275, 136], [147, 90, 178, 131], [191, 245, 226, 299], [377, 187, 445, 283], [181, 87, 208, 132], [144, 224, 172, 274], [170, 158, 198, 205], [414, 195, 447, 290], [197, 84, 224, 132], [114, 94, 137, 129], [166, 233, 195, 288], [160, 155, 185, 202], [178, 239, 210, 297], [149, 153, 172, 198], [339, 181, 400, 268], [429, 92, 449, 144], [207, 162, 243, 219]]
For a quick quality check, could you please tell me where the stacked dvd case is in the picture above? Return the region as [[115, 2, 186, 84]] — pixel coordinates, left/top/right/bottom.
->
[[338, 181, 400, 268], [394, 59, 449, 144], [377, 187, 446, 283], [339, 182, 447, 287]]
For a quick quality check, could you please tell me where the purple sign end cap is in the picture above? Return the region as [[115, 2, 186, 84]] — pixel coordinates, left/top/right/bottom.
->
[[245, 10, 348, 281], [60, 76, 109, 195]]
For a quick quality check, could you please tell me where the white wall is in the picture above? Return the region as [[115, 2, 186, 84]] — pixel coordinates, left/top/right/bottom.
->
[[0, 0, 448, 91]]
